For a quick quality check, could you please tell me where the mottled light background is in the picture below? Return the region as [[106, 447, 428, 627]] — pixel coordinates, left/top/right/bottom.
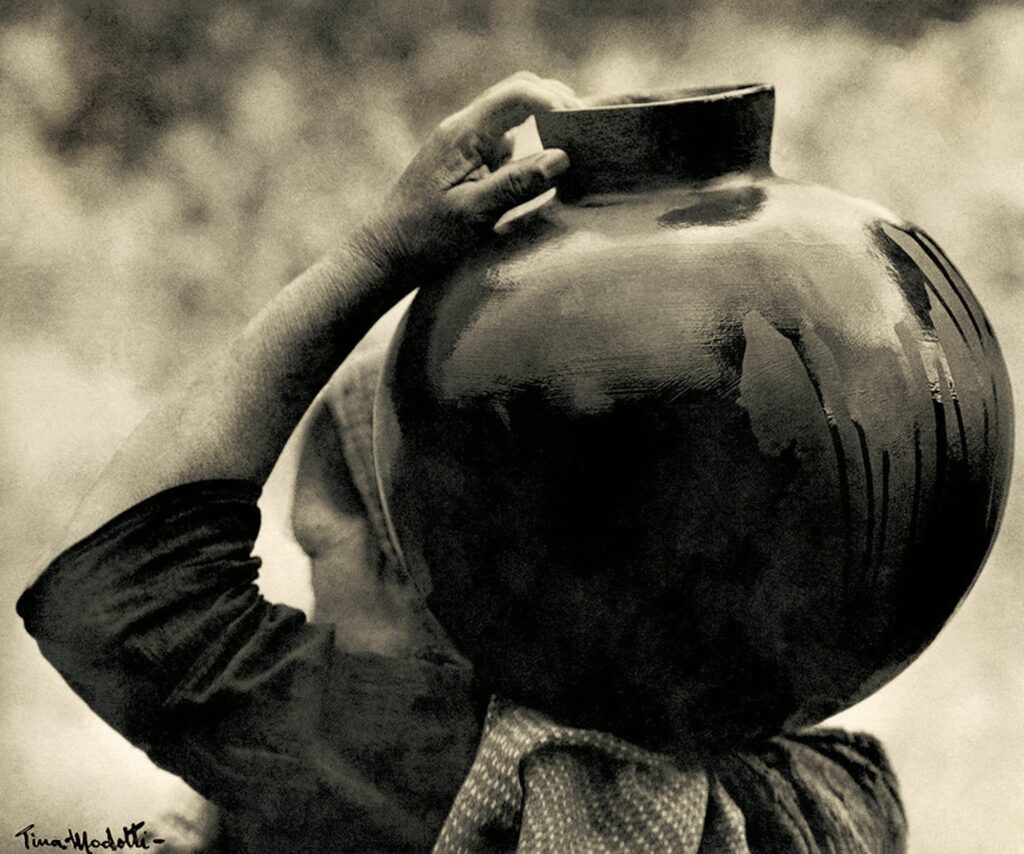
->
[[1, 1, 1022, 851]]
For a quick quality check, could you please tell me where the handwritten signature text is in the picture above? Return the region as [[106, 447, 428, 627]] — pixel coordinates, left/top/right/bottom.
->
[[14, 822, 165, 851]]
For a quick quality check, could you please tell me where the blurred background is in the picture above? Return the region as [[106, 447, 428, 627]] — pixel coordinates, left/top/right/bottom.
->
[[1, 0, 1022, 851]]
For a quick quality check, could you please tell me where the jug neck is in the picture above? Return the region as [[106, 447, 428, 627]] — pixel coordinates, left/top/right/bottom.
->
[[535, 84, 775, 200]]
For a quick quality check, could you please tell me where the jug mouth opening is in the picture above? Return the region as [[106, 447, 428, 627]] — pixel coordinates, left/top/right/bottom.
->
[[556, 83, 773, 113], [535, 82, 775, 195]]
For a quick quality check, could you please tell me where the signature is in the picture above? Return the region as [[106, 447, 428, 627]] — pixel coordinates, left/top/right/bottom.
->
[[14, 823, 165, 851]]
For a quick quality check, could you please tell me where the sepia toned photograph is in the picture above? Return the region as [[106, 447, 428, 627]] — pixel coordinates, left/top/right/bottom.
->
[[1, 1, 1021, 852]]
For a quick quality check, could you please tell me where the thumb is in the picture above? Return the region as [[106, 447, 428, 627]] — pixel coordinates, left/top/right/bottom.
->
[[461, 148, 570, 221]]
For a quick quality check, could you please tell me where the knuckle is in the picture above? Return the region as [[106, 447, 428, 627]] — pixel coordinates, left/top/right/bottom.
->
[[493, 77, 538, 104], [493, 137, 514, 164], [508, 79, 536, 98], [448, 190, 476, 219], [436, 114, 462, 140], [502, 167, 537, 201], [454, 196, 490, 229], [457, 131, 483, 161]]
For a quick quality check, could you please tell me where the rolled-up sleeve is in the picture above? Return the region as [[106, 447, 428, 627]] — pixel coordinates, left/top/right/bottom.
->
[[17, 481, 312, 739], [17, 481, 478, 848]]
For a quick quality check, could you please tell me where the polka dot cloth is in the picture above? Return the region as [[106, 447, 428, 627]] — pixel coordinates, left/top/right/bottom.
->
[[434, 699, 749, 854]]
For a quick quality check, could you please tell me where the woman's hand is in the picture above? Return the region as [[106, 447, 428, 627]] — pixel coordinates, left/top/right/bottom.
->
[[54, 74, 578, 548], [353, 71, 578, 277]]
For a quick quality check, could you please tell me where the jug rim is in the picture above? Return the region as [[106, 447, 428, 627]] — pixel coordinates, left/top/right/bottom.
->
[[553, 83, 773, 113], [535, 82, 775, 193]]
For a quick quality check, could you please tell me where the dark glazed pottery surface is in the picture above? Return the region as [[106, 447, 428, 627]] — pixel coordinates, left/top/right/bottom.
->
[[373, 85, 1014, 755]]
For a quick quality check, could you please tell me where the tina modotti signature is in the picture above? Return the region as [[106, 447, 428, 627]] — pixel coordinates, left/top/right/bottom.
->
[[14, 822, 165, 851]]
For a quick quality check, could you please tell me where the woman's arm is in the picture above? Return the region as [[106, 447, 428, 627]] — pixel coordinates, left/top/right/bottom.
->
[[16, 76, 577, 847], [59, 72, 575, 551]]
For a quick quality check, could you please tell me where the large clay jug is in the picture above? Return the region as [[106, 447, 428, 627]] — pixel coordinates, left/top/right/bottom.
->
[[373, 84, 1013, 755]]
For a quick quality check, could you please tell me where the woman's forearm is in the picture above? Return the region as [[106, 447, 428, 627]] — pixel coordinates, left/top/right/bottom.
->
[[54, 71, 576, 553], [60, 244, 398, 549]]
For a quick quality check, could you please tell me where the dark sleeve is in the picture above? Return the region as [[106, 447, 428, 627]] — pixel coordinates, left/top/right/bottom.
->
[[713, 728, 908, 853], [17, 481, 479, 849], [17, 481, 280, 742]]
